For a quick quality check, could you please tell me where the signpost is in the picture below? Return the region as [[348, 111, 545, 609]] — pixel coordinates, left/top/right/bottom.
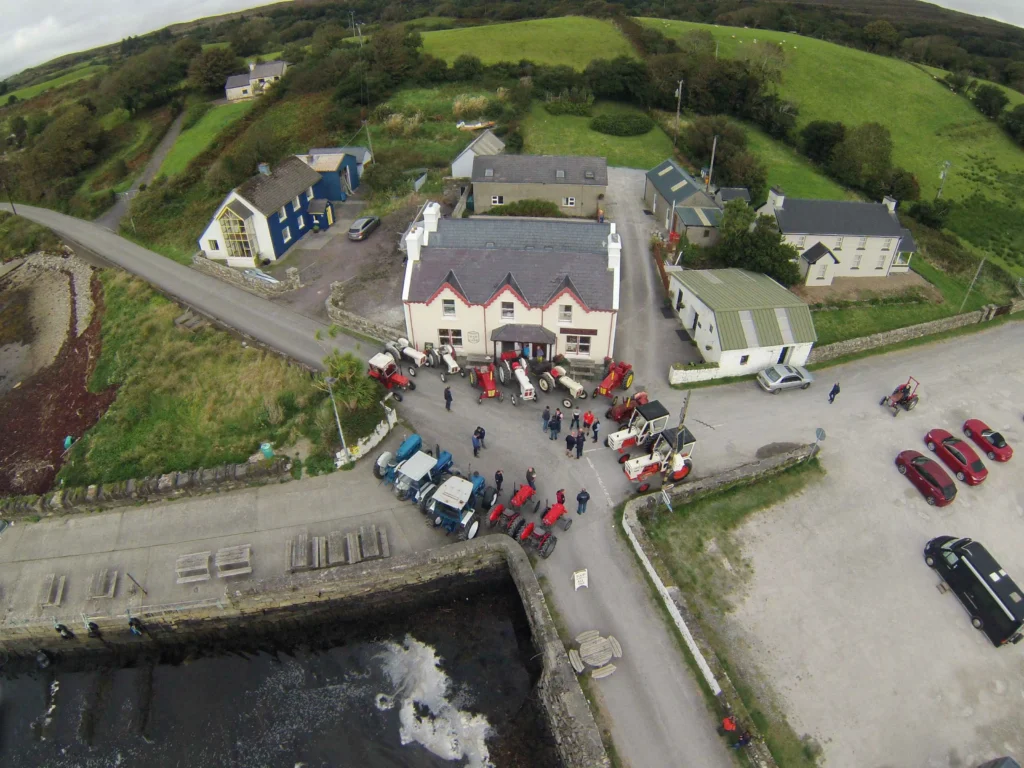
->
[[811, 427, 826, 459]]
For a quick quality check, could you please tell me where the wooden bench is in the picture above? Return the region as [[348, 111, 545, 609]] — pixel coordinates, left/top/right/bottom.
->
[[89, 569, 118, 599], [175, 552, 212, 584], [40, 573, 66, 607], [215, 545, 252, 578], [288, 533, 310, 572]]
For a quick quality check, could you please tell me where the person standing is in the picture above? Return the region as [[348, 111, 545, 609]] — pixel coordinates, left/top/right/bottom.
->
[[526, 467, 537, 491], [550, 409, 562, 441], [444, 386, 453, 411], [542, 405, 551, 434], [828, 382, 840, 404], [583, 410, 595, 436], [494, 469, 504, 494], [472, 433, 481, 458], [591, 418, 601, 444], [474, 426, 487, 449], [570, 408, 581, 430], [576, 488, 590, 515], [565, 431, 576, 457], [575, 430, 585, 460]]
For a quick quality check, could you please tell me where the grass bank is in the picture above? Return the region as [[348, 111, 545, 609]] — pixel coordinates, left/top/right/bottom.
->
[[0, 211, 62, 262], [57, 270, 380, 486], [524, 101, 674, 169], [644, 458, 827, 767], [422, 17, 635, 69], [8, 64, 107, 102], [158, 100, 255, 179]]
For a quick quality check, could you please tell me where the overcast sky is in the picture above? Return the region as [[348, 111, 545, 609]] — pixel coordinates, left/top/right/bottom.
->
[[2, 0, 1023, 81]]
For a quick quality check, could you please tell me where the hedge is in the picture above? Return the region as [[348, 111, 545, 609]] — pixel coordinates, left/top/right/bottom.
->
[[485, 199, 566, 218], [589, 112, 654, 136], [544, 101, 592, 117]]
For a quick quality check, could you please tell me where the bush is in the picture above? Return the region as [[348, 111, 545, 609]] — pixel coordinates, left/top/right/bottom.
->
[[486, 199, 566, 218], [453, 94, 489, 119], [543, 86, 594, 116], [544, 101, 592, 117], [589, 112, 654, 136]]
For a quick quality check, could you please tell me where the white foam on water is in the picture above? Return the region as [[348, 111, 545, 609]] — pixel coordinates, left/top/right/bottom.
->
[[378, 635, 494, 768]]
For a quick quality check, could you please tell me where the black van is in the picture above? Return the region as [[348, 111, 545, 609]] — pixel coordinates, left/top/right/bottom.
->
[[925, 537, 1024, 647]]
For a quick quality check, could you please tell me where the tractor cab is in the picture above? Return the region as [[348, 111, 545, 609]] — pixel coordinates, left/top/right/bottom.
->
[[623, 425, 697, 491], [394, 450, 453, 501], [423, 473, 491, 540], [606, 400, 671, 453]]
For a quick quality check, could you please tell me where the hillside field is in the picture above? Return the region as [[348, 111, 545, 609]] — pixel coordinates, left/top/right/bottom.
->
[[422, 17, 635, 70], [8, 64, 107, 102], [158, 101, 254, 178]]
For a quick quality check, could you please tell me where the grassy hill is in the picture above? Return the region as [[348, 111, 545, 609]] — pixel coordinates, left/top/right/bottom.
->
[[422, 17, 635, 70], [158, 101, 254, 179], [8, 63, 107, 102]]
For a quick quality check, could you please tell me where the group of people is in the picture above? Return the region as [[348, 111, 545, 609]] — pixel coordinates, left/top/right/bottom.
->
[[542, 407, 601, 452], [719, 714, 753, 750]]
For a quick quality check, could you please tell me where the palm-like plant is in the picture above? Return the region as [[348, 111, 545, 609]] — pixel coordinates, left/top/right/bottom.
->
[[320, 350, 380, 412]]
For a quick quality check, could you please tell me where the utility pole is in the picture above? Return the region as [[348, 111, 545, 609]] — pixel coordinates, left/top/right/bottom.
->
[[935, 160, 951, 200], [122, 191, 137, 235], [356, 23, 364, 48], [673, 79, 684, 147], [349, 10, 356, 40], [705, 135, 718, 193], [363, 121, 374, 159], [0, 167, 16, 215], [715, 41, 720, 60], [958, 257, 985, 314], [324, 376, 351, 466]]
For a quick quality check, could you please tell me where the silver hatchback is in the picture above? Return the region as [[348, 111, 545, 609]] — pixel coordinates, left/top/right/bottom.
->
[[756, 364, 814, 394]]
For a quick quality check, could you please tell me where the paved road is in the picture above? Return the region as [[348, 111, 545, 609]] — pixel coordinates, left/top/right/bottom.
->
[[94, 111, 187, 231]]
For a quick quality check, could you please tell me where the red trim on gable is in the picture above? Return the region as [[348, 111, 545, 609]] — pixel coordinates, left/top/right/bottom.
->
[[423, 282, 471, 307], [483, 283, 529, 309], [543, 286, 590, 312]]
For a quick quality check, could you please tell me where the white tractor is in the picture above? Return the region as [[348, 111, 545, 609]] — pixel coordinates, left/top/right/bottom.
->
[[496, 352, 536, 406], [383, 338, 433, 378], [605, 400, 671, 462], [436, 344, 465, 382], [623, 425, 697, 492], [537, 363, 588, 409]]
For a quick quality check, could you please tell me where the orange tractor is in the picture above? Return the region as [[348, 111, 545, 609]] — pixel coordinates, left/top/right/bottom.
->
[[593, 359, 635, 402], [605, 390, 650, 424], [367, 352, 416, 401], [469, 363, 504, 404]]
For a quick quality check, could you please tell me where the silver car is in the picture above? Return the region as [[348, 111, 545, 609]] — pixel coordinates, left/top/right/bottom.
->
[[756, 364, 814, 394]]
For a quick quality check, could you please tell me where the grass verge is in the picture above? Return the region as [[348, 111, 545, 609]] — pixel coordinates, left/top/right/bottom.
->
[[158, 101, 254, 179], [0, 211, 62, 262]]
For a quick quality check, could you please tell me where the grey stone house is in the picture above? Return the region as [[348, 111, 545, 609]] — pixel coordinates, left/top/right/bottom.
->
[[472, 155, 608, 216]]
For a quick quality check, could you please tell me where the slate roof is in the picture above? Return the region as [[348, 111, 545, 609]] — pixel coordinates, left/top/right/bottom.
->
[[429, 218, 610, 254], [670, 268, 816, 351], [898, 228, 917, 252], [408, 248, 614, 310], [801, 242, 838, 264], [717, 187, 751, 203], [250, 61, 287, 80], [225, 74, 250, 89], [490, 324, 557, 343], [472, 155, 607, 186], [771, 198, 904, 237], [307, 198, 329, 215], [677, 207, 723, 228], [457, 129, 505, 160], [235, 156, 322, 217], [646, 159, 714, 207], [224, 198, 255, 219]]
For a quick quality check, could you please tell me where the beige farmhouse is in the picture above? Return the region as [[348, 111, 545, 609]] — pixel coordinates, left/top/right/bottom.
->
[[472, 155, 607, 216]]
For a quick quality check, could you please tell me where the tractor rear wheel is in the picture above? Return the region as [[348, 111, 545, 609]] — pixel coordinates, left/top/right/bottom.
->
[[507, 516, 525, 539], [373, 454, 387, 479], [427, 350, 438, 367], [605, 408, 613, 419], [539, 536, 557, 558], [538, 375, 551, 392], [497, 366, 508, 385], [419, 488, 436, 514], [482, 486, 497, 511]]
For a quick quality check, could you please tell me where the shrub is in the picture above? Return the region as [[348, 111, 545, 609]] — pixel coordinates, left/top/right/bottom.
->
[[543, 86, 594, 117], [453, 94, 489, 119], [589, 112, 654, 136], [486, 199, 566, 218], [544, 101, 592, 117]]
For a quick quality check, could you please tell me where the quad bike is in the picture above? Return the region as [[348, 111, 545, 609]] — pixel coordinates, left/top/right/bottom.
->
[[383, 338, 433, 378], [437, 344, 465, 382], [881, 376, 920, 417], [367, 352, 416, 401], [469, 363, 504, 404], [496, 351, 537, 406], [593, 359, 635, 402]]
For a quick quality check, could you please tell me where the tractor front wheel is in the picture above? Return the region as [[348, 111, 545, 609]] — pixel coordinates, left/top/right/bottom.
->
[[617, 454, 630, 464], [638, 483, 650, 493], [623, 372, 634, 389], [478, 394, 483, 404], [469, 369, 478, 386], [440, 372, 447, 383], [408, 366, 417, 377], [592, 388, 599, 399], [460, 370, 466, 378], [510, 393, 518, 406], [611, 395, 619, 406], [561, 517, 573, 531], [562, 398, 573, 409], [605, 408, 613, 419], [906, 396, 919, 411], [579, 390, 588, 400], [393, 391, 404, 402], [406, 381, 416, 391]]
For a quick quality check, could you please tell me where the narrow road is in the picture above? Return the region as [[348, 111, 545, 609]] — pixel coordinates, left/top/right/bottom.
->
[[94, 110, 187, 231]]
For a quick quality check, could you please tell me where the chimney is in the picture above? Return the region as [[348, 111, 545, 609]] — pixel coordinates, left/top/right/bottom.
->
[[249, 61, 256, 72], [423, 202, 440, 244], [257, 162, 271, 176], [882, 195, 898, 214], [607, 226, 621, 272], [405, 226, 424, 262], [768, 187, 785, 210]]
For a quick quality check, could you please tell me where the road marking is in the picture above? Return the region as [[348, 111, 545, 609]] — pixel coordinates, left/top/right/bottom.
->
[[586, 456, 614, 505]]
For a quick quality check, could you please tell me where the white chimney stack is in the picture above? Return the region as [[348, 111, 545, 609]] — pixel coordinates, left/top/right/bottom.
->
[[609, 222, 616, 235], [249, 61, 256, 72], [768, 187, 785, 210], [882, 195, 898, 214], [405, 226, 424, 262], [607, 229, 621, 272], [423, 202, 440, 244]]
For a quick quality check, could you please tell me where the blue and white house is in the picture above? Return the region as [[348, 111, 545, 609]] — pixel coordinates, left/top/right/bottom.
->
[[199, 157, 331, 267], [297, 148, 364, 201]]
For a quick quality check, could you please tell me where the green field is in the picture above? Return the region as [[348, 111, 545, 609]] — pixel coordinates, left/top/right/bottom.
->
[[422, 17, 635, 70], [523, 101, 674, 169], [158, 100, 254, 178], [918, 63, 1024, 107], [742, 125, 858, 201], [8, 64, 107, 101], [640, 19, 1024, 204]]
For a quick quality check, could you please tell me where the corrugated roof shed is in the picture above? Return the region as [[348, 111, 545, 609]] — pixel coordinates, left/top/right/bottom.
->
[[646, 159, 715, 207], [472, 155, 607, 185], [236, 156, 322, 216], [671, 268, 816, 351], [677, 207, 723, 227], [458, 129, 505, 159]]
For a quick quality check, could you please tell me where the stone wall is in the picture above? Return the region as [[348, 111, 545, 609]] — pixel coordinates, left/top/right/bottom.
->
[[191, 252, 300, 296], [0, 538, 610, 768], [620, 443, 819, 768], [326, 282, 405, 342], [668, 363, 724, 385]]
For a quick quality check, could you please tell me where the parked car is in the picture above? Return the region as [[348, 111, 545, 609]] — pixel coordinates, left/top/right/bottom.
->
[[756, 364, 814, 394], [896, 450, 957, 506], [924, 428, 988, 485], [348, 216, 381, 241], [963, 419, 1013, 462]]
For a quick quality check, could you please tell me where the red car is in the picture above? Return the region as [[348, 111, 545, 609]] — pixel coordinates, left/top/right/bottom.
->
[[924, 429, 988, 485], [896, 450, 957, 507], [963, 419, 1014, 462]]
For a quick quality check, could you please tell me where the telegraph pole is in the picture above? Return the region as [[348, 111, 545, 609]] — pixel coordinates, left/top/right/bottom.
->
[[673, 80, 684, 147], [706, 135, 718, 193], [958, 257, 985, 314], [935, 160, 951, 200]]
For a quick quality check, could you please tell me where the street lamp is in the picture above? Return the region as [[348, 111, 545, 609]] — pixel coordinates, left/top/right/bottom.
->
[[324, 376, 351, 466]]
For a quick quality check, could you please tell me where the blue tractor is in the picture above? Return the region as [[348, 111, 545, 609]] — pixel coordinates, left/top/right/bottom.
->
[[374, 434, 456, 506], [420, 471, 497, 541]]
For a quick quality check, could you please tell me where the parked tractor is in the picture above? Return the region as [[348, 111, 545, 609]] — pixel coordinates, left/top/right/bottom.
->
[[437, 344, 464, 382], [516, 502, 571, 558], [368, 352, 416, 401], [383, 338, 434, 378], [605, 400, 671, 461], [606, 391, 650, 424], [469, 363, 504, 404], [880, 376, 920, 417], [420, 471, 497, 540], [623, 425, 697, 492], [593, 359, 635, 402], [535, 359, 588, 409], [373, 433, 420, 481], [374, 434, 455, 503], [496, 352, 537, 406], [507, 483, 541, 514], [488, 503, 526, 538]]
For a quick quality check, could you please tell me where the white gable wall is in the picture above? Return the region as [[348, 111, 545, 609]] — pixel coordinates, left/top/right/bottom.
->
[[197, 191, 275, 267], [451, 148, 477, 179]]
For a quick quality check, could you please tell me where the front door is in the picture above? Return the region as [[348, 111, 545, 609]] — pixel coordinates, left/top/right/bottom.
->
[[778, 347, 791, 364], [691, 311, 699, 333]]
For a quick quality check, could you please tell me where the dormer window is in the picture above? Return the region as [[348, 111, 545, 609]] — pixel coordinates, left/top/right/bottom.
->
[[556, 170, 565, 179], [584, 170, 595, 180], [484, 168, 494, 177]]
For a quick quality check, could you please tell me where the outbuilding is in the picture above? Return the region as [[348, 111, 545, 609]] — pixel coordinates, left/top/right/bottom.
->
[[451, 129, 505, 179]]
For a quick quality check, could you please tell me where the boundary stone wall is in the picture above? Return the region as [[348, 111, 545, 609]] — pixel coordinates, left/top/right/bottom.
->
[[0, 538, 610, 768], [620, 443, 818, 768], [191, 252, 300, 296], [326, 282, 404, 343]]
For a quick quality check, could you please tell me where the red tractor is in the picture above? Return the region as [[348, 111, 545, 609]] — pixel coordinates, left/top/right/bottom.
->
[[517, 501, 572, 558], [469, 363, 504, 404], [606, 391, 649, 423], [508, 483, 541, 513], [623, 425, 697, 492], [593, 359, 635, 402], [880, 376, 920, 417], [488, 504, 526, 538], [367, 352, 416, 401]]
